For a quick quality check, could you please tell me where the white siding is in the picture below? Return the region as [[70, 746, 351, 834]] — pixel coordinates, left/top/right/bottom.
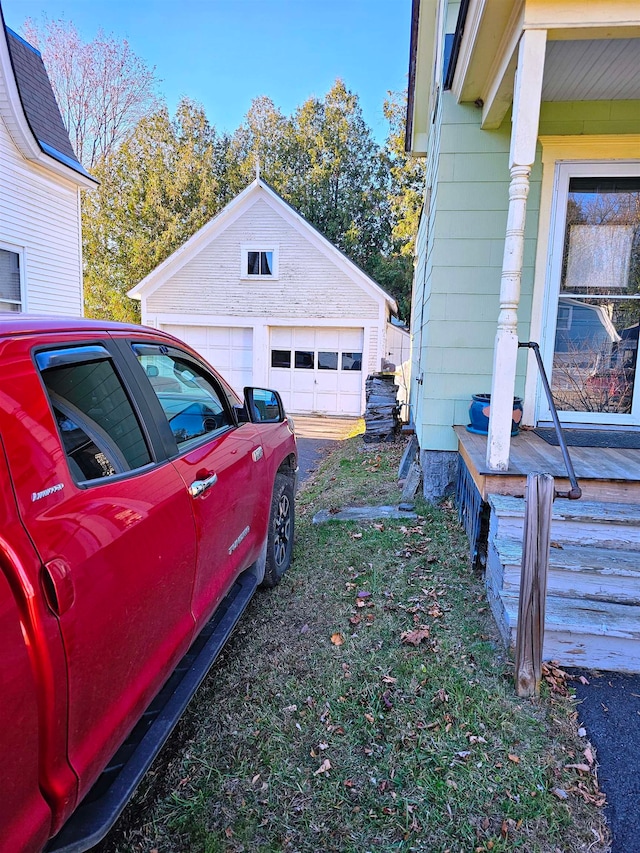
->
[[0, 119, 83, 315], [147, 198, 379, 321]]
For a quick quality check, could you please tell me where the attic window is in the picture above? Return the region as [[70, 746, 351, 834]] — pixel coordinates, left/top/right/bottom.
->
[[241, 245, 279, 279]]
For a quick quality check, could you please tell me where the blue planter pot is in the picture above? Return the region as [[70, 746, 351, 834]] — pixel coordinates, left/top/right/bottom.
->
[[467, 393, 523, 436]]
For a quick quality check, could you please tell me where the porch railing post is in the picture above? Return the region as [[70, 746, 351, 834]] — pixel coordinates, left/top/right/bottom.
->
[[515, 472, 554, 697], [487, 28, 547, 471]]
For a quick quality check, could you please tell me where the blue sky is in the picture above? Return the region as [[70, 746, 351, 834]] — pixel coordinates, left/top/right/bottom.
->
[[2, 0, 412, 143]]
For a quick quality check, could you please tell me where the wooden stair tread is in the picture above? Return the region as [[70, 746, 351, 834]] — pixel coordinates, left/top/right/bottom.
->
[[488, 494, 640, 525], [491, 537, 640, 576], [500, 593, 640, 639]]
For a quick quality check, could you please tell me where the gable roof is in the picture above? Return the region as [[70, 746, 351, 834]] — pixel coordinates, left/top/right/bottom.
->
[[0, 7, 96, 186], [128, 177, 398, 314]]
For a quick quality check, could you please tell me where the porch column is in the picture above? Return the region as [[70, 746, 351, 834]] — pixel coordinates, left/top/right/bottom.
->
[[487, 29, 547, 471]]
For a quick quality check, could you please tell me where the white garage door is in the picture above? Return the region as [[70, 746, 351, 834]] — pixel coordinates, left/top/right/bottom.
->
[[269, 327, 364, 415], [161, 325, 253, 396]]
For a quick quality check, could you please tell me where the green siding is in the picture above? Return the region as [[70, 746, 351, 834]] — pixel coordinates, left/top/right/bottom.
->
[[410, 90, 540, 451]]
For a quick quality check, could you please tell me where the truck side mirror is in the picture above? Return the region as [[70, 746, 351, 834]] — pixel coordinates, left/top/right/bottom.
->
[[243, 388, 286, 424]]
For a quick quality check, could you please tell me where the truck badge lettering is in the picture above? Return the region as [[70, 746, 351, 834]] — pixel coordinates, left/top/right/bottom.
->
[[228, 525, 250, 555], [31, 483, 65, 502]]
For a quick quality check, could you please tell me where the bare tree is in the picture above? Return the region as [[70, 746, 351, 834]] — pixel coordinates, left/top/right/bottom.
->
[[23, 18, 159, 168]]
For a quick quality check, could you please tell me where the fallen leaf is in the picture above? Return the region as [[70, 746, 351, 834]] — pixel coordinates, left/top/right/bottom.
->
[[565, 763, 591, 773], [373, 523, 385, 531], [364, 713, 375, 723], [314, 759, 331, 776], [349, 614, 361, 626], [584, 747, 594, 765], [357, 590, 372, 599], [381, 675, 397, 684], [552, 787, 569, 799], [508, 754, 520, 764], [468, 735, 487, 745], [401, 625, 430, 645], [331, 633, 345, 646], [579, 675, 589, 685], [381, 690, 393, 710], [350, 532, 363, 540]]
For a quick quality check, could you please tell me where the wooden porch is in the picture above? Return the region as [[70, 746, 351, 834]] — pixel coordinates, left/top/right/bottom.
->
[[454, 426, 640, 505]]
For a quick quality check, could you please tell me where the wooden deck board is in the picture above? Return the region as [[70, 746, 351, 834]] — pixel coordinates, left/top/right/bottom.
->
[[454, 426, 640, 504]]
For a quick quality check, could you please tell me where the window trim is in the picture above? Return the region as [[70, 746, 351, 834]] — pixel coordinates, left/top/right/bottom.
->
[[0, 241, 25, 312], [240, 244, 279, 280]]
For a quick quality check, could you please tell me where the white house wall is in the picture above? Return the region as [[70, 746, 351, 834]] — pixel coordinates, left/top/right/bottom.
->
[[145, 198, 380, 321], [0, 118, 83, 315]]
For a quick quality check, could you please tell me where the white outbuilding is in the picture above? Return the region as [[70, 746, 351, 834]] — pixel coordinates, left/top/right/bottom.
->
[[128, 177, 409, 416]]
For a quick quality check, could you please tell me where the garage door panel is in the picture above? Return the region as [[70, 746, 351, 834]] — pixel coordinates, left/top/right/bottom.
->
[[316, 392, 339, 413], [268, 326, 364, 416]]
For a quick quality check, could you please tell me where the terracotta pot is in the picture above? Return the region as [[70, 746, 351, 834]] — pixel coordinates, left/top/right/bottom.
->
[[467, 393, 523, 436]]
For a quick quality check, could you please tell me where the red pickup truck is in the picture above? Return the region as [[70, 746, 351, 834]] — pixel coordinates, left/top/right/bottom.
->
[[0, 316, 297, 853]]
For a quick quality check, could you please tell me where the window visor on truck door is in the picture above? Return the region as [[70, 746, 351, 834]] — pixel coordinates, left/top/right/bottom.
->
[[36, 345, 152, 483]]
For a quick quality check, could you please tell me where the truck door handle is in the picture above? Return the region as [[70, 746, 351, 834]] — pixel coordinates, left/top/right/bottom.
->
[[188, 472, 218, 498], [42, 559, 75, 616]]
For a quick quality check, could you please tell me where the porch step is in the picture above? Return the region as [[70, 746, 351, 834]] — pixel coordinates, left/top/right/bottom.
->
[[488, 495, 640, 550], [485, 493, 640, 672], [488, 591, 640, 673], [488, 537, 640, 605]]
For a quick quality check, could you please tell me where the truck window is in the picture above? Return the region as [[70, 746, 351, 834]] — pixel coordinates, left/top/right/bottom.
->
[[38, 352, 152, 481], [133, 345, 234, 448]]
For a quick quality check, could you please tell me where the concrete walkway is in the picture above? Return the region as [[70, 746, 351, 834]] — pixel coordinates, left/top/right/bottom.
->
[[292, 415, 363, 440], [293, 416, 362, 483]]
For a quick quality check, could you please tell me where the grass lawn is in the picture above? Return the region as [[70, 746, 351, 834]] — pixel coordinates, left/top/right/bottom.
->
[[98, 435, 609, 853]]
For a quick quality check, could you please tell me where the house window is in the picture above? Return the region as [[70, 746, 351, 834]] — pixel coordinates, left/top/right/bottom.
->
[[241, 245, 278, 279], [0, 246, 23, 312]]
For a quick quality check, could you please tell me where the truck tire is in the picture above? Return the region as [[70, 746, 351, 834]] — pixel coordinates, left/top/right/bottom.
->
[[261, 473, 294, 588]]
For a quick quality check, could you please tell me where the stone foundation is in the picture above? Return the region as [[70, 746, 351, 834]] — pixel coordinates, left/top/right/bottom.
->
[[419, 449, 458, 503]]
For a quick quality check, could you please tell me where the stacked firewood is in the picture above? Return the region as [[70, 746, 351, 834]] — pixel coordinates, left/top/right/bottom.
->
[[364, 373, 401, 442]]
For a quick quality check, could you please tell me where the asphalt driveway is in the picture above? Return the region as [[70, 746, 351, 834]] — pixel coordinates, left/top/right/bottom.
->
[[571, 670, 640, 852]]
